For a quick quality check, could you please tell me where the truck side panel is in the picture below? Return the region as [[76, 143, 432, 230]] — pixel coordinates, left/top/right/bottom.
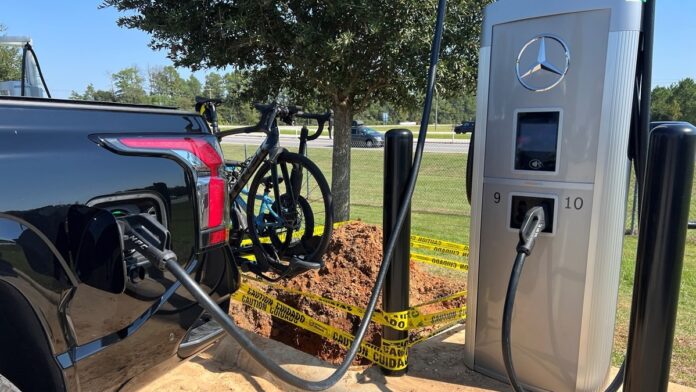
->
[[0, 99, 236, 391]]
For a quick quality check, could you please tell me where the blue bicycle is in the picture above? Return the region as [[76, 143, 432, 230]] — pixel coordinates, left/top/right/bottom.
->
[[197, 98, 333, 280], [225, 164, 301, 250]]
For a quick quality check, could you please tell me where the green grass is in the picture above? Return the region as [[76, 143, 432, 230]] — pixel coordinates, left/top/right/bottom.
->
[[221, 144, 695, 386]]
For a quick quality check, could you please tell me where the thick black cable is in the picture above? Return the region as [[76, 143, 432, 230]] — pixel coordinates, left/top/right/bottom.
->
[[19, 44, 52, 98], [165, 0, 448, 390], [502, 252, 527, 392], [27, 46, 52, 98], [20, 45, 26, 98], [502, 253, 625, 392], [635, 0, 655, 215]]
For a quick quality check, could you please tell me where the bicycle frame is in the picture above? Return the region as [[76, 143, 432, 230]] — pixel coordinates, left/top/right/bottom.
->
[[210, 102, 332, 277], [221, 108, 300, 243], [233, 188, 279, 231], [228, 129, 286, 202]]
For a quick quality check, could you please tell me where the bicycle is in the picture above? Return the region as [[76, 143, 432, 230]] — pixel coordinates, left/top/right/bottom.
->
[[195, 97, 334, 280]]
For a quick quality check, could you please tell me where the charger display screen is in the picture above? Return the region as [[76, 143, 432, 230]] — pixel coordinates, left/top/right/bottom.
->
[[515, 111, 560, 172]]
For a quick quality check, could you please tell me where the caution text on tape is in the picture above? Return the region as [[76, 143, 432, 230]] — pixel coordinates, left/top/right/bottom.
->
[[410, 235, 469, 254], [234, 283, 409, 370], [241, 275, 466, 331], [411, 253, 468, 272]]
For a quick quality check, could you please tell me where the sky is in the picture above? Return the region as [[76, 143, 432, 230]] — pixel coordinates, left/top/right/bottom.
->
[[2, 0, 695, 99]]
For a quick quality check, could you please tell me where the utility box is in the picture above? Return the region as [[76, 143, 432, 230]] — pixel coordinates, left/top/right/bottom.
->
[[0, 36, 47, 98], [465, 1, 641, 391], [0, 81, 44, 98]]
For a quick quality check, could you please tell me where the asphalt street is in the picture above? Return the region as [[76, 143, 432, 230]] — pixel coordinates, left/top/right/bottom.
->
[[220, 134, 470, 154]]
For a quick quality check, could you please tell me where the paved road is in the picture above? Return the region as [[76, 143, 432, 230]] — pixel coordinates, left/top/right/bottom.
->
[[220, 134, 470, 154]]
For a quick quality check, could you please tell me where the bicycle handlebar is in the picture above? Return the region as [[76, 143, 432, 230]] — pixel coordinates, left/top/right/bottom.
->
[[296, 109, 334, 141], [215, 103, 279, 140], [196, 96, 223, 105], [211, 102, 333, 142]]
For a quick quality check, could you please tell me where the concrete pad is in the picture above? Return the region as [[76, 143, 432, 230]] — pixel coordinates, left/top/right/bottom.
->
[[137, 353, 282, 392], [137, 326, 694, 391], [204, 326, 506, 392]]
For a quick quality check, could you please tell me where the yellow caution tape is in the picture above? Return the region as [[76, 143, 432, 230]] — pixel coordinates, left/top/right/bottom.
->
[[240, 250, 468, 273], [409, 241, 469, 257], [240, 275, 402, 329], [239, 275, 465, 331], [238, 222, 470, 271], [407, 306, 467, 330], [233, 283, 408, 370], [232, 282, 466, 370], [410, 235, 469, 254], [239, 221, 347, 247], [410, 253, 468, 272], [233, 223, 470, 344], [241, 223, 471, 252], [412, 290, 468, 309]]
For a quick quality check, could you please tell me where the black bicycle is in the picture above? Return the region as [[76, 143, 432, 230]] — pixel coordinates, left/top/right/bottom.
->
[[196, 97, 333, 280]]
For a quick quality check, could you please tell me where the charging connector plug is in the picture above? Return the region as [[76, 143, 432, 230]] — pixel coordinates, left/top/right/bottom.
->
[[118, 220, 177, 271], [516, 206, 546, 255]]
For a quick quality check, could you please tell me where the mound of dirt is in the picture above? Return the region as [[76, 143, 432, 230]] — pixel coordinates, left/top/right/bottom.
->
[[229, 221, 466, 365]]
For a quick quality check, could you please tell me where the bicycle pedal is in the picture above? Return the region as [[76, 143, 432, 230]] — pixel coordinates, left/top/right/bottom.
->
[[290, 257, 322, 270]]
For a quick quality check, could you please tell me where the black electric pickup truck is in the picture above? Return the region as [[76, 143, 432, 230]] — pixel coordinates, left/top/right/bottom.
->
[[0, 97, 239, 391]]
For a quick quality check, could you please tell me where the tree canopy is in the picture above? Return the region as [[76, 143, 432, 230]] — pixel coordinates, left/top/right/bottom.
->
[[102, 0, 490, 220], [652, 78, 696, 125], [70, 65, 260, 124], [113, 66, 148, 103], [0, 24, 22, 82]]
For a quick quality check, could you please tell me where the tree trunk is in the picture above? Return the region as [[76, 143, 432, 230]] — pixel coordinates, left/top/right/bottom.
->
[[331, 102, 352, 222]]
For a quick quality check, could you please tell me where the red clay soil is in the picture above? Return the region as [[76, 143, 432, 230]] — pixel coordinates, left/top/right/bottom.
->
[[230, 221, 467, 365]]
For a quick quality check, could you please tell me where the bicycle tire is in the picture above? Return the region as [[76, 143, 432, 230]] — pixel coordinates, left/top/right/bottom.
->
[[268, 195, 314, 253], [246, 151, 333, 276]]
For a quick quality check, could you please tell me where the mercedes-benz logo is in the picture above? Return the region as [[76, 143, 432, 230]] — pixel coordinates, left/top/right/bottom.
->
[[516, 35, 570, 92]]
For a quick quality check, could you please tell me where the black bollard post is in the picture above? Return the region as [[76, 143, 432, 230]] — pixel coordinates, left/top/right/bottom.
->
[[624, 123, 696, 392], [381, 129, 413, 376]]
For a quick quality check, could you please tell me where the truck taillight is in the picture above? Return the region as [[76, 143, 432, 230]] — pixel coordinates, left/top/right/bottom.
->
[[96, 135, 230, 250]]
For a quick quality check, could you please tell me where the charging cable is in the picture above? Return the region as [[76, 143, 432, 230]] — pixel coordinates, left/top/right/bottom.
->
[[501, 207, 545, 392], [502, 207, 625, 392], [120, 0, 448, 390]]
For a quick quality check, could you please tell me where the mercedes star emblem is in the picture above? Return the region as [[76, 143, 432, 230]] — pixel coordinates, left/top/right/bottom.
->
[[516, 35, 570, 92]]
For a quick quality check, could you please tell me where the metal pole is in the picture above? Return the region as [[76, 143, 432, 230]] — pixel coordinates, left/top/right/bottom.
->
[[624, 123, 696, 392], [381, 128, 413, 376], [434, 86, 438, 133]]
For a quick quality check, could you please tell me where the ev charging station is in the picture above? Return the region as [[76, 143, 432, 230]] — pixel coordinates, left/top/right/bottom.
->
[[101, 0, 695, 390], [465, 1, 643, 391]]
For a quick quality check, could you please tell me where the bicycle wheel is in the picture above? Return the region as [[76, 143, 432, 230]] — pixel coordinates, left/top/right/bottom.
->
[[246, 151, 332, 274]]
